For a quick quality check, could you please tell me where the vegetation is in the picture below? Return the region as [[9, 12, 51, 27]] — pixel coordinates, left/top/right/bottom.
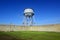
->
[[0, 31, 60, 40]]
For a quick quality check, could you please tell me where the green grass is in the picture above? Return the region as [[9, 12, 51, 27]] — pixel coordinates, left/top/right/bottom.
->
[[0, 31, 60, 40]]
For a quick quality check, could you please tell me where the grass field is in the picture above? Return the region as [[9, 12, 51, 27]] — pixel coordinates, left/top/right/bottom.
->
[[0, 31, 60, 40]]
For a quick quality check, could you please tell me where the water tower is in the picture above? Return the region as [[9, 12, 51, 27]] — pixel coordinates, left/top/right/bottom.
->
[[23, 8, 34, 26]]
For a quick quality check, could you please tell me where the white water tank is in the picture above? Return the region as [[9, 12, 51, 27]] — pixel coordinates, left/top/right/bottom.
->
[[24, 8, 34, 16]]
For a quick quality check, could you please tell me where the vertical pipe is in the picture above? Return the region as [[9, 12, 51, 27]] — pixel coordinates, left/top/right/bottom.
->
[[30, 16, 33, 26]]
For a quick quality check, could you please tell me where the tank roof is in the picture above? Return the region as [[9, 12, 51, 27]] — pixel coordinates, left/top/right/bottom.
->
[[24, 8, 34, 13]]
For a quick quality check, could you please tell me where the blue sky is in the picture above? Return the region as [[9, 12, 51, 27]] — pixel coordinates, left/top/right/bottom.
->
[[0, 0, 60, 25]]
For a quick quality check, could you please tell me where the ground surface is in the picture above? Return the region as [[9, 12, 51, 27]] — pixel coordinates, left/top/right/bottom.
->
[[0, 31, 60, 40]]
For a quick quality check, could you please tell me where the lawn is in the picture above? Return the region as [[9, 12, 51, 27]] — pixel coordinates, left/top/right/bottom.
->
[[0, 31, 60, 40]]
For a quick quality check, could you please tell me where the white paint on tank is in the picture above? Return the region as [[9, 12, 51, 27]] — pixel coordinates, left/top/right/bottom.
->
[[24, 8, 34, 13]]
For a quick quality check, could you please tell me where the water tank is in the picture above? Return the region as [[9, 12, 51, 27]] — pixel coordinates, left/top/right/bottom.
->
[[24, 8, 34, 16]]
